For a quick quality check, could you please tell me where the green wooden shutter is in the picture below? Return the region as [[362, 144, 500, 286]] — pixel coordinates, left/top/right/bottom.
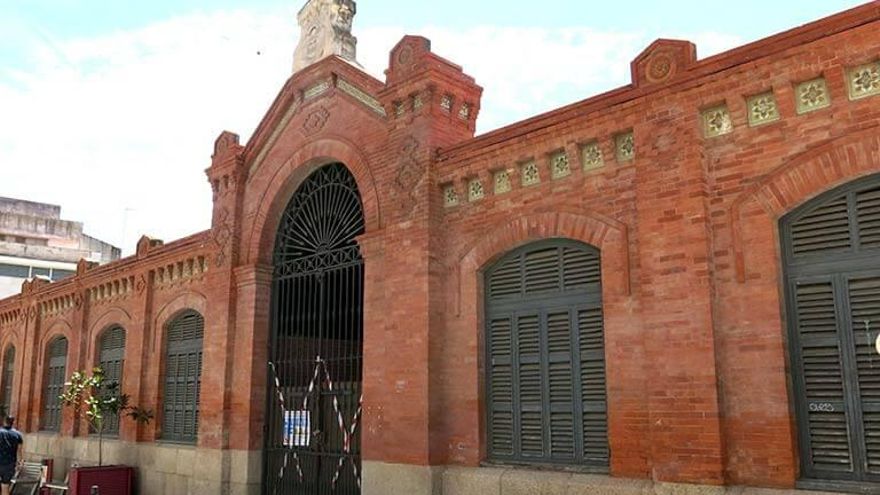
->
[[485, 240, 608, 469], [42, 337, 68, 431], [488, 316, 514, 456], [1, 347, 14, 414], [98, 326, 126, 436], [849, 276, 880, 473], [790, 195, 852, 256], [793, 281, 853, 474], [162, 311, 204, 443], [578, 307, 609, 463], [517, 313, 544, 457], [856, 186, 880, 250]]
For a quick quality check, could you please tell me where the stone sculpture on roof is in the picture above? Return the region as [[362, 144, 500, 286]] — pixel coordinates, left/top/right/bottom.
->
[[293, 0, 358, 73]]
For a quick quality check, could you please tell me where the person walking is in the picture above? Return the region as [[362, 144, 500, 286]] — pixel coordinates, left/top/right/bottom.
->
[[0, 416, 23, 495]]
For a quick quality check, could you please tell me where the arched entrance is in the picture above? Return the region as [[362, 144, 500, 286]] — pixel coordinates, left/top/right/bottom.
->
[[264, 163, 365, 495], [782, 173, 880, 489]]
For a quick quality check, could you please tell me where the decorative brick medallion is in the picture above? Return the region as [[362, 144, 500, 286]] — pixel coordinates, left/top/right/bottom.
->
[[459, 103, 471, 120], [443, 184, 459, 207], [494, 170, 511, 194], [848, 61, 880, 100], [468, 179, 484, 202], [615, 132, 635, 162], [520, 161, 540, 186], [550, 151, 571, 179], [796, 78, 831, 114], [581, 142, 604, 170], [394, 101, 405, 117], [747, 92, 780, 127], [702, 106, 733, 138], [301, 106, 330, 136], [413, 93, 423, 111]]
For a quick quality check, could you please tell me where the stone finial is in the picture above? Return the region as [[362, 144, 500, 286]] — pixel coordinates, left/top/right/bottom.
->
[[293, 0, 357, 73], [136, 235, 164, 258]]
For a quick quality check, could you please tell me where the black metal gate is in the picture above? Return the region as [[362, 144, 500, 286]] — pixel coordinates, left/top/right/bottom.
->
[[265, 163, 365, 495], [782, 173, 880, 490]]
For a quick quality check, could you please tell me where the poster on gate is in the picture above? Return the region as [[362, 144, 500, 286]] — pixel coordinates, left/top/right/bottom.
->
[[283, 410, 311, 447]]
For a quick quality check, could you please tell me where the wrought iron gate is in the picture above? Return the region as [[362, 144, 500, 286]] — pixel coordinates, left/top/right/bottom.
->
[[265, 163, 365, 495]]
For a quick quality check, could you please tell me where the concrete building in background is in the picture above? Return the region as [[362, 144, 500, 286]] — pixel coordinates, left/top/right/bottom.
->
[[0, 197, 120, 298]]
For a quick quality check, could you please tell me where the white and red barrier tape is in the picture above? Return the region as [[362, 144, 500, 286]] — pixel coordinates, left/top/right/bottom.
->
[[269, 357, 363, 492]]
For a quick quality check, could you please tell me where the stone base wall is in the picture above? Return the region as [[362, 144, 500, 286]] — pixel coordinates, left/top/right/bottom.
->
[[26, 433, 261, 495], [364, 462, 849, 495]]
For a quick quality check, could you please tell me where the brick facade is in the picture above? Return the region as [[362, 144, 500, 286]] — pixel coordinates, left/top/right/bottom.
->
[[1, 3, 879, 493]]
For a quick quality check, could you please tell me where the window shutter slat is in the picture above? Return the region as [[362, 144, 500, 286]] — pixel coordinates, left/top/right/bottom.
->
[[791, 197, 851, 256], [578, 308, 608, 462], [98, 326, 126, 435], [795, 281, 853, 473], [42, 338, 68, 431], [162, 311, 204, 443], [849, 277, 880, 473], [2, 347, 14, 413], [857, 187, 880, 249], [523, 248, 560, 294], [488, 317, 513, 456]]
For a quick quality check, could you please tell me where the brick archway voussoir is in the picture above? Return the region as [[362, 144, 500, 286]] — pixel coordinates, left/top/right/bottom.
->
[[730, 126, 880, 282], [455, 210, 631, 315]]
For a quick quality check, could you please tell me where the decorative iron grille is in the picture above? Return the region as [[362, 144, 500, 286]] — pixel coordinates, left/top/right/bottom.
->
[[265, 163, 365, 495]]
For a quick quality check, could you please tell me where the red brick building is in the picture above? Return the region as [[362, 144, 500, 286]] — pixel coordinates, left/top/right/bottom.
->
[[1, 2, 879, 494]]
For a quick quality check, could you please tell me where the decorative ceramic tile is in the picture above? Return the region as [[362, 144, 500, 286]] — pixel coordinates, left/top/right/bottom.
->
[[796, 78, 831, 114], [848, 62, 880, 100], [413, 93, 424, 111], [615, 132, 635, 162], [443, 184, 459, 207], [494, 170, 511, 194], [747, 92, 780, 127], [550, 151, 571, 179], [440, 94, 453, 112], [702, 106, 733, 138], [580, 141, 604, 170], [337, 79, 386, 116], [303, 80, 331, 100], [520, 161, 540, 186], [468, 179, 484, 202], [394, 101, 406, 117], [459, 103, 471, 120]]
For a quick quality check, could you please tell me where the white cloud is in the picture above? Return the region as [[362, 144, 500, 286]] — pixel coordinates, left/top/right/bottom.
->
[[0, 9, 743, 254]]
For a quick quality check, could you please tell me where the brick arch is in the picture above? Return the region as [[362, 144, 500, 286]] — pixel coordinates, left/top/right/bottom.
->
[[455, 209, 631, 314], [244, 135, 382, 266], [0, 329, 22, 364], [730, 125, 880, 282], [153, 291, 207, 350], [37, 320, 73, 365], [86, 306, 132, 366]]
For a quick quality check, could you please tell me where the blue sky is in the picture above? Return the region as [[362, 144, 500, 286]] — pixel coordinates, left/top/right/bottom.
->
[[0, 1, 867, 255]]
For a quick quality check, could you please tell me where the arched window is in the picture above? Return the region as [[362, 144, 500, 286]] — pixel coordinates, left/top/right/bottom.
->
[[782, 173, 880, 486], [42, 337, 68, 431], [484, 239, 609, 469], [97, 326, 126, 436], [1, 346, 14, 415], [162, 311, 204, 443]]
